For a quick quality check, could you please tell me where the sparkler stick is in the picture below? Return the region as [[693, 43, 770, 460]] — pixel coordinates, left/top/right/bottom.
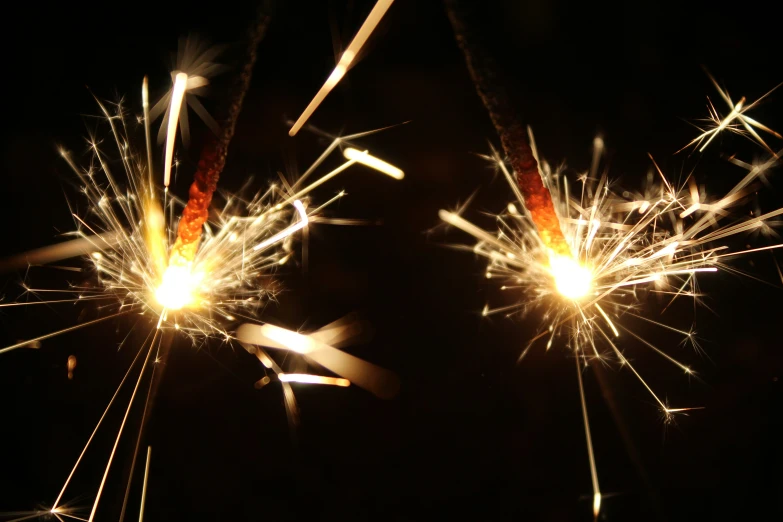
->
[[444, 0, 570, 257], [169, 8, 271, 267], [343, 147, 405, 179], [288, 0, 395, 136]]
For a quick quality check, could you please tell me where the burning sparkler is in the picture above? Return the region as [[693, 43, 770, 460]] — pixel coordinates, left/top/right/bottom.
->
[[440, 134, 782, 519], [0, 12, 402, 521], [444, 1, 782, 518]]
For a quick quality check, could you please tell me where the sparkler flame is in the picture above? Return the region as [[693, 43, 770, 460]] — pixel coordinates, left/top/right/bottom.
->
[[548, 252, 592, 300], [155, 263, 197, 310]]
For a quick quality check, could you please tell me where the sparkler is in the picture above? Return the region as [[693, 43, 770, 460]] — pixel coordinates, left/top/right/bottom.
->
[[1, 17, 402, 522], [444, 1, 782, 517], [440, 130, 782, 520], [0, 117, 402, 517]]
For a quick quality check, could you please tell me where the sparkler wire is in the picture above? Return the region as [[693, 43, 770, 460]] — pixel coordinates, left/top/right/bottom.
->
[[170, 7, 272, 266], [444, 0, 570, 256]]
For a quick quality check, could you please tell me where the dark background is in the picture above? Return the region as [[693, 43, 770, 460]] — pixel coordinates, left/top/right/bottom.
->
[[1, 1, 781, 520]]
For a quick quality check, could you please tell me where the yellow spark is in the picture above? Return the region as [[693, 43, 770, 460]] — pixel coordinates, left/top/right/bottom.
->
[[278, 373, 351, 387], [343, 147, 405, 179], [252, 200, 309, 252], [288, 0, 395, 136], [163, 72, 188, 187]]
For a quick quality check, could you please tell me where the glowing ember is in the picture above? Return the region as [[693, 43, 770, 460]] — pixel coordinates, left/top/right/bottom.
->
[[548, 253, 592, 300]]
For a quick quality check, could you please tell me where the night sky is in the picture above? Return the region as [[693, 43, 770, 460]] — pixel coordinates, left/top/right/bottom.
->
[[1, 1, 781, 521]]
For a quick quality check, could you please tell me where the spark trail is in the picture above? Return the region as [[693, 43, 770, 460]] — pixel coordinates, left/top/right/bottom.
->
[[288, 0, 396, 136]]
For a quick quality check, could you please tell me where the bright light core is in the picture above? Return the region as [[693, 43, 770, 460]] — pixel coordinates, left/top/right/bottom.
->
[[155, 264, 197, 310], [549, 253, 592, 300]]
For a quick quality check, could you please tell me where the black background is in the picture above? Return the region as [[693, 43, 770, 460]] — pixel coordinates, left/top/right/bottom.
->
[[1, 1, 781, 520]]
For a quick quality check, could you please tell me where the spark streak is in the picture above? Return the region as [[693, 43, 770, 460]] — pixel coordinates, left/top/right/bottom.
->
[[278, 373, 351, 387], [343, 147, 405, 179], [288, 0, 395, 136], [162, 72, 188, 188], [575, 356, 601, 520], [138, 447, 151, 522], [236, 323, 400, 399]]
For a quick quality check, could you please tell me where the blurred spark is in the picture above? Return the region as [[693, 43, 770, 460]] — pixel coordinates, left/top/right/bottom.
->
[[288, 0, 395, 136], [680, 69, 782, 157]]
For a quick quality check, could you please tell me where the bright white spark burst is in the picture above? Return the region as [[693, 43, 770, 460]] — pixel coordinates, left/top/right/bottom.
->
[[441, 123, 782, 516], [0, 82, 401, 519], [679, 69, 783, 157]]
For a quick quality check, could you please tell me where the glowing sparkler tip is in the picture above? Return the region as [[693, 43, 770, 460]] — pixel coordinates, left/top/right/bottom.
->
[[548, 253, 592, 300], [155, 264, 198, 310]]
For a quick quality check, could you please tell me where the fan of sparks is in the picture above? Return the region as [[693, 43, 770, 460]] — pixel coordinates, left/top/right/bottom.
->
[[440, 83, 782, 517], [2, 88, 403, 362], [0, 82, 402, 522]]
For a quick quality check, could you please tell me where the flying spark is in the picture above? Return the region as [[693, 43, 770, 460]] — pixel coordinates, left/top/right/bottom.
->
[[680, 69, 783, 157], [288, 0, 395, 136]]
